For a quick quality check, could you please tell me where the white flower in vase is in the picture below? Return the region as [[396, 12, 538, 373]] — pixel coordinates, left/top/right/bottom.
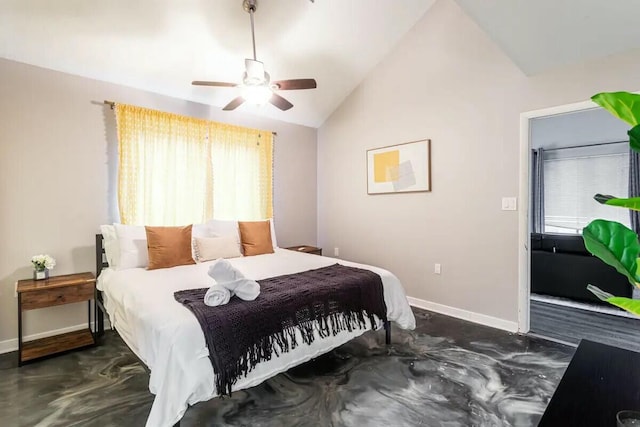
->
[[31, 254, 56, 280]]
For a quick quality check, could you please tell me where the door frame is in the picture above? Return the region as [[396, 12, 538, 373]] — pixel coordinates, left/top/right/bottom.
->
[[517, 99, 599, 333]]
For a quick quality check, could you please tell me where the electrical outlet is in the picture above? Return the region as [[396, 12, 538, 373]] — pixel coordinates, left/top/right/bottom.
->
[[434, 263, 441, 274], [334, 247, 339, 257]]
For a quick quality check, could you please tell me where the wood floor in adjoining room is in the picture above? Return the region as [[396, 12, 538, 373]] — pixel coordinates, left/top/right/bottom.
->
[[0, 308, 573, 427], [530, 296, 640, 352]]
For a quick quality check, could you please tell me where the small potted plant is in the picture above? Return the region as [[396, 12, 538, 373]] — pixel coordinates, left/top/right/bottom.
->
[[31, 254, 56, 280]]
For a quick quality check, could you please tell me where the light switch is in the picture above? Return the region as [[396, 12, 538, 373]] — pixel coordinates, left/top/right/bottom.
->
[[501, 197, 517, 211]]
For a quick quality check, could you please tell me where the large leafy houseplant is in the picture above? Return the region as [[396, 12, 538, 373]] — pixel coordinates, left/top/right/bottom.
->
[[582, 92, 640, 315]]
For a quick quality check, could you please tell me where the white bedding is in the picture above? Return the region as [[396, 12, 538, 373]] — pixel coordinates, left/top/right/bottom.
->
[[97, 248, 416, 427]]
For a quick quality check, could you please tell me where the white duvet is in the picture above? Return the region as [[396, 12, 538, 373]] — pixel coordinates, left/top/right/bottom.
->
[[97, 249, 416, 427]]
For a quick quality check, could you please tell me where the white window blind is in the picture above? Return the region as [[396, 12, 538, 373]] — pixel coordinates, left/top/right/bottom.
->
[[544, 151, 630, 234]]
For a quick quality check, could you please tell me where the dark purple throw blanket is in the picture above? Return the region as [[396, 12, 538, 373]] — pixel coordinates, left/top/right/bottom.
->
[[174, 263, 387, 396]]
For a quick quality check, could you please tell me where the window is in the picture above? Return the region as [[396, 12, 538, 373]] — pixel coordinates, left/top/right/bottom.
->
[[544, 145, 629, 234], [115, 104, 273, 225]]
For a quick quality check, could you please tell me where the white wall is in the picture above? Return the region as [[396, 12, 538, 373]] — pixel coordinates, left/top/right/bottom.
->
[[0, 58, 317, 348], [318, 0, 640, 327]]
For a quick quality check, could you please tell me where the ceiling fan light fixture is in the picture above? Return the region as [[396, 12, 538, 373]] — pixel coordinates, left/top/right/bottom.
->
[[191, 0, 317, 112], [242, 85, 272, 105], [244, 59, 268, 84]]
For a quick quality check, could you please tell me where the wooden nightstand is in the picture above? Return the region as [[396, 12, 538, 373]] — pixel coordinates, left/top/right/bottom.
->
[[17, 272, 96, 366], [285, 245, 322, 256]]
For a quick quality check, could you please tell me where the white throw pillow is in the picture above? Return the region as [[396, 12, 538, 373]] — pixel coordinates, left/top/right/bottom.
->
[[195, 236, 243, 262], [206, 219, 242, 252], [191, 222, 219, 261], [203, 218, 278, 252], [114, 223, 148, 269], [99, 224, 120, 268], [206, 219, 240, 237]]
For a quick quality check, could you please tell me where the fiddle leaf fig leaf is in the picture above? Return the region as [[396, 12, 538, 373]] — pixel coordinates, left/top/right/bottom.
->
[[629, 124, 640, 153], [607, 297, 640, 316], [586, 284, 614, 300], [592, 92, 640, 126], [587, 285, 640, 316], [582, 220, 640, 286], [594, 194, 640, 211]]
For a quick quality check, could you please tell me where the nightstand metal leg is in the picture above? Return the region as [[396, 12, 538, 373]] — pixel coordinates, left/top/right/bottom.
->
[[384, 320, 391, 345], [93, 297, 96, 339], [97, 306, 104, 336], [18, 294, 22, 367], [95, 287, 104, 337]]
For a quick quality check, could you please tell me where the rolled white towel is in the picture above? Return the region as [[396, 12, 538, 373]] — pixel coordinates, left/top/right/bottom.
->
[[207, 259, 260, 301], [204, 284, 231, 307], [208, 259, 243, 283], [223, 278, 260, 301]]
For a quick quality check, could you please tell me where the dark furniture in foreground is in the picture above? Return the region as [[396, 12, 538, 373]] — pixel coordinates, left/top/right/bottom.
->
[[539, 340, 640, 426], [17, 272, 96, 366], [531, 233, 631, 305]]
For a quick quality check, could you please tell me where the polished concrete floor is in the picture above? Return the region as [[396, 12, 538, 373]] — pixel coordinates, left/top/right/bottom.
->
[[0, 309, 573, 426]]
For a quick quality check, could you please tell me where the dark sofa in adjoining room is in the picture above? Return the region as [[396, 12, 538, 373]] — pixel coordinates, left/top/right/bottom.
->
[[531, 233, 632, 305]]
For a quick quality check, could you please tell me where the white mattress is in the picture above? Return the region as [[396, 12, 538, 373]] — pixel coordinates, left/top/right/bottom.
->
[[97, 248, 416, 427]]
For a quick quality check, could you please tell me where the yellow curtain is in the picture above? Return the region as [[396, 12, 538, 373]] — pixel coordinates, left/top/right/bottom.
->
[[115, 104, 273, 225], [209, 124, 273, 220]]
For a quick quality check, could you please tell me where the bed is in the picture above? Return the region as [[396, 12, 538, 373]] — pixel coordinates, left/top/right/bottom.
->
[[94, 232, 416, 427]]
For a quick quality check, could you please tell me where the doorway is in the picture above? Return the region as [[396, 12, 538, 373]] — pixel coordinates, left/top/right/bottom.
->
[[518, 100, 640, 350]]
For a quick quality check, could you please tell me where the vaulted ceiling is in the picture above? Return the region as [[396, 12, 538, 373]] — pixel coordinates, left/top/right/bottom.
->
[[0, 0, 435, 127], [453, 0, 640, 75], [2, 0, 640, 128]]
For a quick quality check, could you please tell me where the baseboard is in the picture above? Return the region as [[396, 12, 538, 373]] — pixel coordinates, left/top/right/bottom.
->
[[407, 296, 519, 333], [0, 320, 112, 355], [527, 332, 578, 348], [2, 300, 517, 353]]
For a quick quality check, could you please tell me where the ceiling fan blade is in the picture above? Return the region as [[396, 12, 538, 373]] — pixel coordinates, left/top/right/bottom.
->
[[192, 81, 238, 87], [269, 93, 293, 111], [272, 79, 317, 90], [223, 96, 246, 111]]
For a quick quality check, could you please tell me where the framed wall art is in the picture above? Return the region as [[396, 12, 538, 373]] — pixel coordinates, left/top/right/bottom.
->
[[366, 139, 431, 194]]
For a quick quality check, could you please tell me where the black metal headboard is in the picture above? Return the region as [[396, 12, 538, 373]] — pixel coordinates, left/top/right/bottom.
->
[[95, 234, 109, 277], [94, 233, 109, 338]]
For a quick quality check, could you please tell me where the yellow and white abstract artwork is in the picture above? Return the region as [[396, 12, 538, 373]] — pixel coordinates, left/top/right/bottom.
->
[[367, 139, 431, 194]]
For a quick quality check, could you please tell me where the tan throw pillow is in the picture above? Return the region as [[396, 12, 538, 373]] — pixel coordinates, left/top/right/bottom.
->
[[195, 235, 243, 262], [145, 225, 196, 270], [238, 220, 275, 256]]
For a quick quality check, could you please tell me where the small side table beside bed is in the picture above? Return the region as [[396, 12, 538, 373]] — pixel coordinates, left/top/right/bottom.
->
[[16, 272, 97, 366], [285, 245, 322, 255]]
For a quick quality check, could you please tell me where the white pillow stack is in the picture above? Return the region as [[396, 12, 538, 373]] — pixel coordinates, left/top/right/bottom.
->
[[99, 224, 120, 267], [114, 223, 149, 269], [99, 218, 279, 269]]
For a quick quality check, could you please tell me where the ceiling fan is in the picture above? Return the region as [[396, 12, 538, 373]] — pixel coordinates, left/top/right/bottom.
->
[[192, 0, 317, 112]]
